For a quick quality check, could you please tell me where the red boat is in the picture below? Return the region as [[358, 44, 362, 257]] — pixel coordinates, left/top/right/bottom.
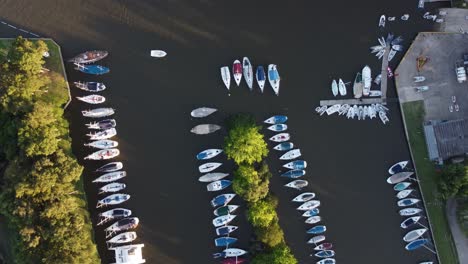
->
[[221, 258, 245, 264], [232, 60, 243, 86], [314, 242, 333, 251], [69, 50, 108, 64]]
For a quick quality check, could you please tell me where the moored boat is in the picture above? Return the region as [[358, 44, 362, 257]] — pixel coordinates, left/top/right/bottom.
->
[[399, 207, 423, 216], [107, 231, 137, 244], [104, 217, 139, 238], [99, 182, 126, 194], [84, 139, 118, 149], [86, 119, 116, 130], [403, 228, 427, 242], [221, 258, 246, 264], [331, 80, 338, 97], [215, 237, 238, 247], [317, 258, 336, 264], [387, 171, 414, 184], [314, 250, 335, 258], [197, 149, 223, 160], [405, 239, 429, 251], [400, 216, 422, 229], [273, 142, 294, 151], [199, 162, 222, 173], [150, 50, 167, 57], [199, 172, 229, 182], [213, 248, 247, 259], [280, 149, 301, 160], [285, 179, 308, 190], [302, 208, 320, 217], [211, 193, 236, 207], [388, 160, 409, 174], [207, 180, 232, 191], [267, 124, 288, 132], [264, 115, 288, 124], [93, 171, 127, 183], [396, 189, 414, 199], [379, 14, 386, 27], [233, 60, 242, 86], [214, 205, 239, 216], [314, 243, 333, 251], [96, 161, 123, 172], [74, 63, 110, 75], [307, 235, 325, 244], [353, 72, 363, 99], [74, 81, 106, 92], [397, 198, 420, 207], [362, 65, 372, 96], [191, 107, 217, 118], [368, 90, 382, 97], [76, 94, 106, 104], [338, 78, 346, 96], [292, 192, 316, 202], [212, 214, 236, 227], [283, 160, 307, 170], [281, 169, 306, 179], [270, 133, 290, 142], [216, 225, 238, 236], [82, 108, 114, 118], [97, 208, 131, 225], [307, 225, 326, 234], [96, 193, 130, 208], [268, 64, 280, 95], [69, 50, 108, 64], [242, 57, 253, 90], [297, 200, 320, 211], [394, 182, 411, 191], [87, 128, 117, 140], [305, 216, 322, 224], [190, 124, 221, 135], [221, 66, 231, 90], [256, 66, 266, 92], [85, 148, 120, 160]]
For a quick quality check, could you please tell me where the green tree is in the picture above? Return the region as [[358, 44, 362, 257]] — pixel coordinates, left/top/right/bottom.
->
[[248, 197, 278, 228], [438, 164, 468, 199], [251, 243, 297, 264], [255, 220, 285, 247], [232, 164, 269, 203]]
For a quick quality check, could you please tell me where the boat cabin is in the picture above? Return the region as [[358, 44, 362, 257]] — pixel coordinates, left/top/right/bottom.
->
[[111, 244, 145, 264]]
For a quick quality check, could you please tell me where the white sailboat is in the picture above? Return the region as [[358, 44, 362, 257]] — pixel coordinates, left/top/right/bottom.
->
[[362, 65, 371, 96], [379, 15, 386, 27], [150, 50, 167, 57], [268, 64, 280, 95], [331, 80, 338, 96], [107, 231, 137, 244], [338, 79, 346, 96], [220, 66, 231, 90], [76, 94, 106, 104], [242, 57, 253, 90]]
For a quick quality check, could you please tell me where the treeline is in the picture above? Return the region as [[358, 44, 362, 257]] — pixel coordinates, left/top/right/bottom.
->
[[224, 113, 297, 264], [0, 37, 99, 263]]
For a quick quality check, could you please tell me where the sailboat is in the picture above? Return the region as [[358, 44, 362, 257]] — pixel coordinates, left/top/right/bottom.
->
[[199, 172, 229, 182], [220, 66, 231, 90], [198, 162, 222, 173], [353, 72, 363, 99], [264, 115, 288, 124], [394, 182, 411, 191], [104, 217, 139, 238], [96, 193, 130, 208], [403, 228, 427, 242], [214, 205, 239, 216], [232, 60, 242, 86], [331, 80, 338, 97], [206, 180, 232, 192], [297, 200, 320, 211], [267, 124, 288, 132], [74, 81, 106, 92], [396, 189, 414, 199], [281, 169, 306, 179], [307, 225, 327, 234], [190, 124, 221, 135], [211, 193, 236, 207], [82, 108, 115, 118], [307, 235, 325, 244], [362, 65, 371, 96], [405, 239, 429, 251], [84, 148, 120, 160], [150, 50, 167, 57], [76, 94, 106, 104], [400, 216, 422, 229], [284, 180, 308, 190], [268, 64, 280, 95], [270, 133, 290, 142], [388, 160, 409, 174], [92, 171, 127, 183], [107, 231, 137, 244], [397, 198, 420, 207], [99, 182, 126, 194], [273, 142, 294, 151], [196, 149, 223, 160], [242, 57, 253, 90], [256, 66, 266, 92], [279, 149, 301, 160], [305, 216, 322, 224], [283, 160, 307, 170], [86, 119, 116, 130], [212, 215, 236, 227], [191, 107, 217, 118], [379, 15, 386, 27], [214, 237, 238, 247], [96, 162, 123, 172], [69, 50, 108, 64], [399, 208, 423, 216], [292, 192, 315, 202], [213, 248, 247, 259], [338, 79, 346, 96], [74, 63, 109, 75], [84, 139, 118, 149], [387, 171, 414, 184], [97, 208, 132, 225]]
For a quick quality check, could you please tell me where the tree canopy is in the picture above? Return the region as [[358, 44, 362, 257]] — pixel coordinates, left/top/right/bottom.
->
[[251, 243, 297, 264], [438, 164, 468, 199], [248, 197, 278, 228], [232, 164, 269, 203]]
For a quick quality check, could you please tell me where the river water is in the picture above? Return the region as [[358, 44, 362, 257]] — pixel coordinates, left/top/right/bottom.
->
[[0, 0, 450, 263]]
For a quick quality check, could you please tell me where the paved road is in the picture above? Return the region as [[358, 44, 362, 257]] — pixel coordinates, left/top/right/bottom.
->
[[447, 199, 468, 264]]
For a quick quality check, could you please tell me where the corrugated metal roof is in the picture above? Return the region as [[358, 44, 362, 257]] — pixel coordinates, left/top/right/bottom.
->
[[423, 123, 439, 160], [425, 119, 468, 161]]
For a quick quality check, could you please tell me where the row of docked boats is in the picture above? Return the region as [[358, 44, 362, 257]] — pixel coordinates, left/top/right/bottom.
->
[[331, 65, 379, 98], [69, 50, 110, 75], [265, 115, 336, 263], [315, 103, 390, 124], [370, 34, 404, 62], [220, 57, 280, 95]]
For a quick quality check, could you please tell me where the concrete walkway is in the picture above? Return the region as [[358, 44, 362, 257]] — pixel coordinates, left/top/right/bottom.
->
[[446, 199, 468, 264]]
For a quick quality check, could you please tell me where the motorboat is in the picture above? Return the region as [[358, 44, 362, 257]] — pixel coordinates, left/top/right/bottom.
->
[[96, 193, 130, 208], [393, 44, 404, 51], [207, 180, 232, 191], [212, 214, 236, 227], [396, 189, 414, 199], [399, 208, 423, 216], [392, 35, 404, 45], [379, 15, 386, 27], [378, 37, 386, 47], [387, 67, 394, 78], [211, 193, 236, 207], [108, 244, 145, 263], [353, 72, 363, 99], [87, 128, 117, 140], [279, 149, 301, 160], [388, 161, 409, 174], [400, 216, 422, 229], [405, 239, 429, 251], [368, 90, 382, 97], [221, 258, 246, 264], [326, 104, 341, 115], [283, 160, 307, 170], [273, 142, 294, 151], [74, 63, 110, 75], [331, 80, 338, 96], [233, 60, 242, 86], [213, 248, 247, 259], [338, 104, 350, 115], [305, 216, 322, 224], [387, 171, 414, 184], [150, 50, 167, 57], [397, 198, 420, 207], [216, 225, 238, 236], [104, 217, 139, 238], [314, 243, 333, 251], [190, 107, 218, 118], [281, 169, 305, 179], [107, 231, 137, 244], [97, 208, 131, 225], [86, 119, 116, 130], [317, 105, 328, 116], [285, 179, 308, 190], [198, 162, 222, 173], [190, 124, 221, 135], [403, 228, 427, 242], [220, 66, 231, 90], [394, 182, 411, 191], [307, 235, 325, 244], [297, 200, 320, 211], [214, 205, 239, 216], [256, 66, 266, 92], [388, 49, 397, 61], [302, 208, 320, 217], [307, 225, 326, 234], [270, 133, 290, 142], [338, 78, 346, 96], [69, 50, 108, 64], [197, 149, 223, 160], [242, 57, 253, 90], [267, 124, 288, 132], [264, 115, 288, 124], [317, 259, 336, 264], [84, 139, 118, 149], [292, 192, 316, 202], [214, 237, 238, 247], [76, 94, 105, 104], [74, 81, 106, 92], [84, 148, 120, 160], [99, 182, 126, 194], [93, 171, 127, 183], [314, 250, 335, 258], [362, 65, 372, 96], [82, 108, 115, 118], [268, 64, 280, 95], [96, 162, 123, 172]]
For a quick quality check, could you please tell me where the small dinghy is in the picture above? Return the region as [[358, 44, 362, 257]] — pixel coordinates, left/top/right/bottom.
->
[[387, 171, 414, 184], [85, 148, 120, 160], [270, 133, 290, 142], [400, 216, 422, 229], [394, 182, 411, 191], [285, 179, 308, 190], [84, 139, 118, 149], [403, 228, 427, 242], [220, 66, 231, 90], [216, 225, 238, 236], [280, 149, 301, 160], [214, 237, 238, 247], [97, 208, 131, 225], [207, 180, 232, 191], [297, 200, 320, 211], [233, 60, 243, 86], [190, 124, 221, 135], [197, 149, 223, 160], [317, 258, 336, 264], [104, 217, 139, 238], [405, 239, 429, 251], [211, 193, 236, 207], [150, 50, 167, 57], [76, 94, 105, 104], [256, 66, 266, 92], [86, 119, 116, 130], [388, 160, 409, 174], [74, 63, 110, 75], [368, 90, 382, 97], [221, 258, 246, 264], [307, 225, 327, 234], [74, 81, 106, 92], [242, 57, 253, 90], [388, 49, 397, 61], [379, 15, 386, 27], [307, 235, 325, 244], [268, 64, 280, 95], [199, 172, 229, 182], [264, 115, 288, 124], [96, 193, 130, 208], [413, 76, 425, 82], [267, 124, 288, 132], [96, 161, 123, 172], [398, 198, 420, 207], [87, 128, 117, 140], [314, 243, 333, 251], [314, 250, 335, 258], [214, 205, 239, 216], [212, 214, 236, 227], [303, 208, 320, 217], [274, 142, 294, 151], [281, 169, 305, 179], [82, 108, 115, 118], [331, 80, 338, 96], [69, 50, 108, 64], [213, 248, 247, 259], [99, 182, 126, 193], [190, 107, 217, 118], [338, 78, 346, 96], [305, 216, 322, 224], [107, 231, 137, 244], [396, 189, 414, 199], [283, 160, 307, 170], [399, 207, 423, 216], [292, 192, 316, 202], [199, 162, 222, 173], [93, 171, 127, 183]]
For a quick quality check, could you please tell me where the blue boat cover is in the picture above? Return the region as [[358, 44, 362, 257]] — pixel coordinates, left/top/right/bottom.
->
[[269, 69, 279, 80], [406, 239, 428, 250], [257, 67, 265, 80], [214, 237, 237, 247], [78, 65, 110, 75]]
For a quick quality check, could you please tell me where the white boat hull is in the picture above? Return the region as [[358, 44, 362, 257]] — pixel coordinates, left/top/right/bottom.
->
[[243, 57, 253, 90], [268, 64, 280, 95], [220, 66, 231, 90]]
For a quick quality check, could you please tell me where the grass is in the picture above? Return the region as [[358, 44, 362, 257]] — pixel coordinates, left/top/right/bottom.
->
[[402, 101, 460, 264]]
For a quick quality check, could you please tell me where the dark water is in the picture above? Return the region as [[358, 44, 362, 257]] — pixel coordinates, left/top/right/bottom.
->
[[0, 0, 450, 263]]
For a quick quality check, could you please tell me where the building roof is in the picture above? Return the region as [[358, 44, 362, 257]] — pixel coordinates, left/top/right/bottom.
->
[[423, 119, 468, 161]]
